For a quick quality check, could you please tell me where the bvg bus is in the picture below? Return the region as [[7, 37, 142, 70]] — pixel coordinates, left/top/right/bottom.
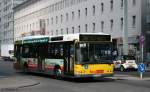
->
[[14, 33, 114, 78]]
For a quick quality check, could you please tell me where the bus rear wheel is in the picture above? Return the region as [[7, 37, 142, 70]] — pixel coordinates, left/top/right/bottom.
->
[[54, 66, 62, 79], [23, 62, 28, 73]]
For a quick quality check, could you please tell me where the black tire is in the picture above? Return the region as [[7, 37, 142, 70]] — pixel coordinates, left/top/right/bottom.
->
[[120, 66, 125, 72], [23, 62, 28, 73], [54, 66, 62, 79]]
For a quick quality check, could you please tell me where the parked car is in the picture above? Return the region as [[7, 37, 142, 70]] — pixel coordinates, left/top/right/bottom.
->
[[113, 55, 138, 71]]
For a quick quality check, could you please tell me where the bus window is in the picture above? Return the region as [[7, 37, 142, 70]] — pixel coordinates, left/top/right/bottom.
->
[[76, 43, 112, 64], [22, 45, 37, 58]]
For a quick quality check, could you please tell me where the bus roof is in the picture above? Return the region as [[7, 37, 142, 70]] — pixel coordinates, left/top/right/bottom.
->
[[15, 32, 111, 44], [22, 35, 49, 40], [50, 33, 110, 42]]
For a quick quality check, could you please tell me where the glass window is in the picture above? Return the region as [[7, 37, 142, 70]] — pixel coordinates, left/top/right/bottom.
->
[[61, 28, 63, 35], [61, 15, 63, 23], [110, 19, 113, 30], [132, 16, 136, 27], [78, 10, 80, 19], [93, 23, 95, 32], [85, 8, 87, 17], [101, 3, 104, 13], [72, 11, 74, 20], [72, 27, 74, 33], [132, 0, 136, 5], [121, 0, 123, 8], [56, 16, 58, 24], [85, 24, 88, 32], [93, 5, 95, 16], [66, 13, 69, 21], [121, 18, 123, 29], [56, 30, 58, 35], [78, 25, 80, 33], [51, 30, 53, 35], [110, 0, 113, 11], [66, 28, 69, 34], [76, 43, 112, 64], [101, 21, 104, 32], [51, 17, 53, 25]]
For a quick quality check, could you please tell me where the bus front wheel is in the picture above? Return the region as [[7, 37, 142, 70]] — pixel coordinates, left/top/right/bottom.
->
[[120, 66, 125, 72]]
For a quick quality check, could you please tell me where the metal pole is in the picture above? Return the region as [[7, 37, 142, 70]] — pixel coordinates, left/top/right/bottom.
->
[[123, 0, 128, 55], [141, 44, 144, 63], [140, 72, 143, 79]]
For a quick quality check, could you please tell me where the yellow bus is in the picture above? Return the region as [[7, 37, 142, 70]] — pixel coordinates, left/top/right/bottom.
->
[[14, 33, 114, 78]]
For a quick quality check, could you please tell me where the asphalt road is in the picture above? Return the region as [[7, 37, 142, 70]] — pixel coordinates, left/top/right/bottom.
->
[[0, 60, 150, 92]]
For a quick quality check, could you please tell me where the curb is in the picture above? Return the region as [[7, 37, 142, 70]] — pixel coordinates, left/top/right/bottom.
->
[[113, 75, 150, 81], [0, 76, 40, 89], [18, 82, 40, 88], [0, 82, 40, 89], [0, 82, 40, 91]]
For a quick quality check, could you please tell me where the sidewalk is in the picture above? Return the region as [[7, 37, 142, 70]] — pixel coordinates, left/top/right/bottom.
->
[[114, 74, 150, 81], [0, 76, 40, 89]]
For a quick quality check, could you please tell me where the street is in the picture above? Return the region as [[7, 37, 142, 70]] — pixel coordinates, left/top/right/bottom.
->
[[0, 60, 150, 92]]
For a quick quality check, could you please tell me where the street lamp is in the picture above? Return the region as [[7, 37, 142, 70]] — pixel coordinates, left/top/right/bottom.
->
[[123, 0, 128, 55]]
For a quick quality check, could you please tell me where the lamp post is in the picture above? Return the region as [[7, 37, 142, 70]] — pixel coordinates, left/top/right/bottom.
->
[[123, 0, 128, 55]]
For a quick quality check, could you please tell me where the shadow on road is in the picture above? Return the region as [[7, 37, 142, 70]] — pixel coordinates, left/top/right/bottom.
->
[[17, 72, 115, 83]]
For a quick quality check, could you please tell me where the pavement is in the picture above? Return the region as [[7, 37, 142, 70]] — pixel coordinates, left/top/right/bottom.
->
[[113, 74, 150, 81], [0, 76, 40, 89], [0, 72, 150, 90]]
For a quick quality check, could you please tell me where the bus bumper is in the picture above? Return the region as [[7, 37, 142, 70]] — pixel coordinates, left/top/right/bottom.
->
[[74, 74, 114, 78]]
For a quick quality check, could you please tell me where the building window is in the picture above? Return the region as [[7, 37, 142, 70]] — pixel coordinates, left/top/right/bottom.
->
[[110, 19, 113, 30], [51, 17, 53, 25], [56, 16, 58, 24], [78, 10, 80, 19], [66, 13, 69, 21], [121, 17, 123, 29], [51, 30, 53, 35], [101, 3, 104, 13], [93, 5, 96, 16], [72, 27, 74, 33], [93, 23, 95, 32], [85, 8, 87, 17], [66, 28, 69, 34], [101, 21, 104, 32], [47, 19, 49, 26], [56, 30, 58, 35], [61, 28, 63, 35], [78, 25, 80, 33], [110, 0, 113, 11], [72, 11, 75, 20], [121, 0, 123, 8], [132, 0, 136, 5], [85, 24, 88, 32], [132, 16, 136, 27], [61, 15, 63, 23], [147, 0, 150, 8]]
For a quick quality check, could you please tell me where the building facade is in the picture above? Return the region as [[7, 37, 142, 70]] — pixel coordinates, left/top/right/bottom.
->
[[14, 0, 150, 58], [0, 0, 26, 57]]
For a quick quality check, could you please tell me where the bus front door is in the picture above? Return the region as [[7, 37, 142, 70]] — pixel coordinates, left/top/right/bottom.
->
[[64, 44, 74, 76]]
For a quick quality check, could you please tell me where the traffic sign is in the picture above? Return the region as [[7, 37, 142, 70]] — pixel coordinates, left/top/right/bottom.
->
[[138, 63, 146, 73], [139, 35, 145, 45]]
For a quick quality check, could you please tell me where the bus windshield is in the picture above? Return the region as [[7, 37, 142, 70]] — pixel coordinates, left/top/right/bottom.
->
[[76, 43, 112, 64]]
